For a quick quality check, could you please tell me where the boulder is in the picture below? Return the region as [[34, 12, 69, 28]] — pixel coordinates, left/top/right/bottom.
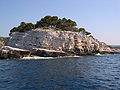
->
[[31, 48, 68, 57], [0, 46, 31, 59]]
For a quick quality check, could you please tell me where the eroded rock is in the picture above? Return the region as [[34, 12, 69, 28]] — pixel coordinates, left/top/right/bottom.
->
[[7, 29, 111, 56], [0, 46, 31, 59], [31, 48, 68, 57]]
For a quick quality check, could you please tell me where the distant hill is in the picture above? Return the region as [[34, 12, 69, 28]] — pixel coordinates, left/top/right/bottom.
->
[[109, 45, 120, 49]]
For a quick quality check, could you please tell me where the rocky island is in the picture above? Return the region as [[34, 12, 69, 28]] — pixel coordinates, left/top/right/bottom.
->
[[0, 16, 116, 59]]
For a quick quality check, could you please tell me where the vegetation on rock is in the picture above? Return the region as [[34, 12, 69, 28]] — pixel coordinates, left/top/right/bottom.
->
[[0, 37, 9, 47], [10, 16, 91, 35], [10, 22, 35, 35], [35, 16, 77, 30]]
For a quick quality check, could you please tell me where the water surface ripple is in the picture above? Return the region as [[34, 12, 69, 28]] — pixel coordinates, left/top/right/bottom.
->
[[0, 54, 120, 90]]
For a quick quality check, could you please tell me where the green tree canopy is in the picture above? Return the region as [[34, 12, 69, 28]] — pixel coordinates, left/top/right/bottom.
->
[[10, 22, 35, 34], [35, 16, 77, 30], [9, 16, 91, 36]]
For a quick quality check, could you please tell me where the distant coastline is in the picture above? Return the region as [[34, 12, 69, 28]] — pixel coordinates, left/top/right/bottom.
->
[[109, 45, 120, 49]]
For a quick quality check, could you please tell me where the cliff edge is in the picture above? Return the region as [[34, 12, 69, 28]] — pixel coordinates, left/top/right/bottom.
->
[[6, 28, 111, 56]]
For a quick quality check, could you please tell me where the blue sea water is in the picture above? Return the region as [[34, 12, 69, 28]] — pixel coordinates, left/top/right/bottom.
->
[[0, 54, 120, 90]]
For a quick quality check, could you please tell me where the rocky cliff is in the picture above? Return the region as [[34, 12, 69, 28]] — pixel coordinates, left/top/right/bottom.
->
[[6, 28, 111, 56], [0, 46, 31, 59]]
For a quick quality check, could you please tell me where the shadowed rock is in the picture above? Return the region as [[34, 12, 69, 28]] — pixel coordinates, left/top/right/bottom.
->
[[0, 46, 31, 59], [31, 48, 68, 57]]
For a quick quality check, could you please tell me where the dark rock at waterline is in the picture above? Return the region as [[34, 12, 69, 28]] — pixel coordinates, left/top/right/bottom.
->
[[31, 48, 68, 57], [0, 46, 31, 59], [99, 50, 120, 54], [0, 46, 119, 59]]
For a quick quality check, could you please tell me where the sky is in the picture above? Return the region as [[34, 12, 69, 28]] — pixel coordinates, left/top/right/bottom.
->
[[0, 0, 120, 45]]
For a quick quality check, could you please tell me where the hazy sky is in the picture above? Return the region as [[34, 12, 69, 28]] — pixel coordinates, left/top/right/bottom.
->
[[0, 0, 120, 45]]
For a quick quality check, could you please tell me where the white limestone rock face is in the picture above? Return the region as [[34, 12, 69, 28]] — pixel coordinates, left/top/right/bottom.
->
[[7, 29, 111, 55]]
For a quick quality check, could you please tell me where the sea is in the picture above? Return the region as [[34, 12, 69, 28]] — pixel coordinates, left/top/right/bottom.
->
[[0, 54, 120, 90]]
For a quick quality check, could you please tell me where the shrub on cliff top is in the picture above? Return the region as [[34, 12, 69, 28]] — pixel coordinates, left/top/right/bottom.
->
[[10, 22, 35, 35], [35, 16, 77, 30], [10, 16, 91, 35], [0, 37, 9, 47]]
